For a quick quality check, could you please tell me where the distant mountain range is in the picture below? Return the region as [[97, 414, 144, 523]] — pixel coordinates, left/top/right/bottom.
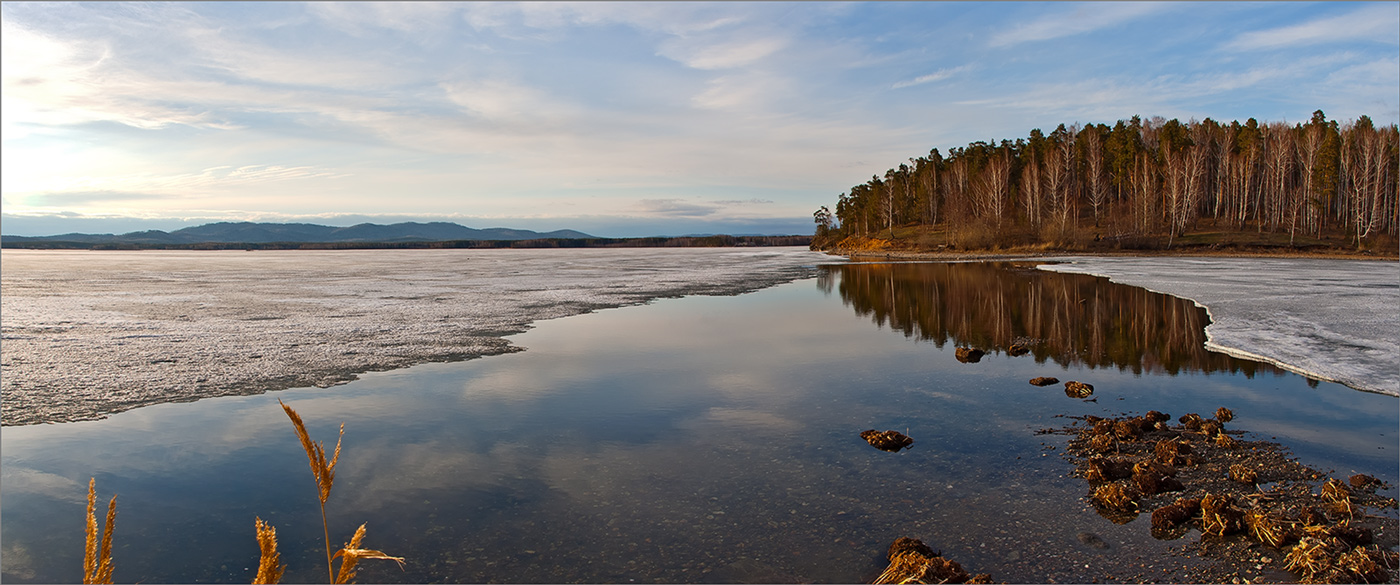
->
[[1, 221, 596, 245]]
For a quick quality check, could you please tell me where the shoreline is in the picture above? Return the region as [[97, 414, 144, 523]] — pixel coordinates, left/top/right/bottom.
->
[[831, 248, 1398, 262]]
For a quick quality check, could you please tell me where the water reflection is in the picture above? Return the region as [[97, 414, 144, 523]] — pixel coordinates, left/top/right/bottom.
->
[[819, 262, 1282, 377], [2, 267, 1393, 584]]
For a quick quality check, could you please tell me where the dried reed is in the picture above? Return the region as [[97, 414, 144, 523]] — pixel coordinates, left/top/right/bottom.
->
[[1229, 463, 1258, 484], [1200, 493, 1244, 536], [1283, 536, 1337, 582], [1321, 478, 1355, 519], [281, 399, 344, 583], [253, 517, 285, 585], [83, 478, 117, 585], [280, 400, 402, 583], [333, 523, 406, 584]]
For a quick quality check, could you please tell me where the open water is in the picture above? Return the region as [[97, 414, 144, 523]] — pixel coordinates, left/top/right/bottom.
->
[[1, 252, 1395, 583]]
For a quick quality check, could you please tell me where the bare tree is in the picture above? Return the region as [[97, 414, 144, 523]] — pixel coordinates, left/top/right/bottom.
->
[[1082, 129, 1108, 226]]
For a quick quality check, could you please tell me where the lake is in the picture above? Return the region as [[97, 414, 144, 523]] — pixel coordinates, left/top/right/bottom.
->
[[1, 257, 1395, 583]]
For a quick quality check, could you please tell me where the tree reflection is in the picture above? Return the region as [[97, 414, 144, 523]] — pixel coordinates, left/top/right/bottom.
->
[[818, 262, 1280, 377]]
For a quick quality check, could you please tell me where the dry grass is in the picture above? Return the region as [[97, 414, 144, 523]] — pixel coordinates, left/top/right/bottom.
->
[[281, 399, 344, 583], [83, 478, 116, 584], [333, 523, 406, 584], [279, 399, 403, 584], [253, 517, 285, 585]]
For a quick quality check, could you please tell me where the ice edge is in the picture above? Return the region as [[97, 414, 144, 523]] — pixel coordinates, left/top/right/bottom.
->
[[1034, 262, 1397, 398]]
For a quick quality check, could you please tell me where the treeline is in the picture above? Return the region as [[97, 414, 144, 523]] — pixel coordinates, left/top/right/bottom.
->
[[814, 111, 1398, 250], [0, 235, 812, 250]]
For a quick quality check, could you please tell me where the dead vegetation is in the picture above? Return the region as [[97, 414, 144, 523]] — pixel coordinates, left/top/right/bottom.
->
[[77, 404, 402, 584], [82, 479, 116, 585], [861, 429, 915, 452], [1059, 409, 1399, 583], [872, 537, 992, 584]]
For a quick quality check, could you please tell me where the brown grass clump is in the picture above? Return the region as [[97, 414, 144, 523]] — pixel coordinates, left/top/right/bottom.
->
[[1089, 434, 1116, 453], [1132, 460, 1184, 496], [1199, 420, 1223, 437], [1229, 463, 1258, 484], [253, 517, 285, 585], [1112, 420, 1141, 441], [1321, 478, 1355, 519], [1144, 410, 1171, 425], [1029, 376, 1059, 386], [1340, 547, 1398, 583], [1084, 457, 1134, 484], [1178, 413, 1204, 430], [861, 429, 915, 452], [1153, 438, 1190, 466], [1244, 508, 1296, 548], [1151, 497, 1201, 531], [1215, 407, 1234, 422], [954, 347, 985, 363], [1200, 493, 1244, 536], [872, 537, 989, 584], [1091, 482, 1139, 513], [1284, 536, 1338, 582], [83, 478, 116, 585], [1007, 343, 1030, 356], [1091, 419, 1114, 436], [1063, 381, 1094, 398], [1215, 433, 1236, 448]]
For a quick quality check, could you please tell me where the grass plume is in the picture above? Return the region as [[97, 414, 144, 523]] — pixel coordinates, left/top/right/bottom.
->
[[280, 399, 343, 583], [82, 478, 116, 585], [252, 517, 285, 585], [280, 399, 401, 583], [333, 523, 405, 584]]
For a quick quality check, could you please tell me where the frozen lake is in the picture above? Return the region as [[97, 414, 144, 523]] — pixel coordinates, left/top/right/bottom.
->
[[0, 248, 824, 425]]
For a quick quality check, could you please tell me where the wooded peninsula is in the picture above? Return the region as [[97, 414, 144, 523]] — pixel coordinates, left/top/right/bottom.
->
[[811, 111, 1398, 257]]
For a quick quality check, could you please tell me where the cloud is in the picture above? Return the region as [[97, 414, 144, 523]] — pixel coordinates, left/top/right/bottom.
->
[[1225, 4, 1400, 51], [659, 36, 787, 70], [892, 65, 970, 89], [988, 3, 1167, 48], [636, 199, 718, 217], [11, 165, 351, 202]]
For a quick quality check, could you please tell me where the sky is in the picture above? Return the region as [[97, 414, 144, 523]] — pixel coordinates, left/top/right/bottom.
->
[[2, 2, 1398, 238]]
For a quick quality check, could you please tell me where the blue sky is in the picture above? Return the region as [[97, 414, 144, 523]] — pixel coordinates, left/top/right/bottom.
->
[[2, 2, 1397, 237]]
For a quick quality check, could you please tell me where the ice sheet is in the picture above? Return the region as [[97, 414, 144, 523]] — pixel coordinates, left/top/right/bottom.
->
[[1038, 257, 1400, 396], [0, 248, 826, 425]]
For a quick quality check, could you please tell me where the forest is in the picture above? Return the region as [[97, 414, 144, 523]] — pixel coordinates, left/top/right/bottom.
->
[[812, 111, 1398, 253]]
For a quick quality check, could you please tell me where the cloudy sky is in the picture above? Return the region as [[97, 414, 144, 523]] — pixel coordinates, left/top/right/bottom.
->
[[3, 2, 1397, 237]]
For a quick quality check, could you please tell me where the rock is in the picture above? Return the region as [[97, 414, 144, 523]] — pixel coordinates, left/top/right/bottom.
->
[[1077, 531, 1111, 550], [1349, 473, 1382, 489], [860, 429, 914, 452], [954, 347, 985, 363], [1029, 376, 1059, 386]]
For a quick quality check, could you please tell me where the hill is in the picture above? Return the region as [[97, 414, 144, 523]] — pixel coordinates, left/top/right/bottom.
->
[[1, 221, 596, 247]]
